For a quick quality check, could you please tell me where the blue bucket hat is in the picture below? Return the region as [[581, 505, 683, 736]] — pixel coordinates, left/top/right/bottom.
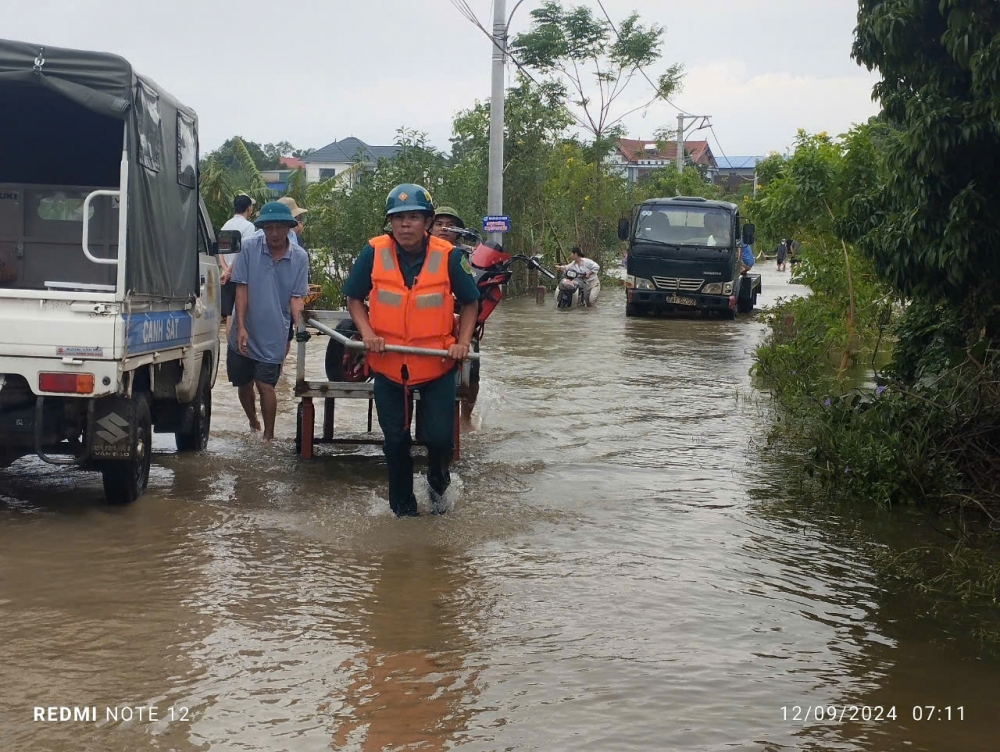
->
[[254, 201, 298, 228]]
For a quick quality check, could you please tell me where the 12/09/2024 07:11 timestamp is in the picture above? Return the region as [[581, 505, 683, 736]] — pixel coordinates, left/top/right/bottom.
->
[[780, 706, 965, 723]]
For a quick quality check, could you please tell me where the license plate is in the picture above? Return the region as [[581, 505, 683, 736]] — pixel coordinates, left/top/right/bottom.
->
[[666, 294, 696, 306]]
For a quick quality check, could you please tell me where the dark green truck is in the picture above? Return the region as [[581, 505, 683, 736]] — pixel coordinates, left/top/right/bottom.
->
[[620, 196, 761, 319]]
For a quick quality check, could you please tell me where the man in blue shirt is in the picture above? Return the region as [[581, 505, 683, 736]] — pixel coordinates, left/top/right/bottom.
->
[[740, 240, 756, 272], [343, 184, 480, 517], [228, 201, 309, 441]]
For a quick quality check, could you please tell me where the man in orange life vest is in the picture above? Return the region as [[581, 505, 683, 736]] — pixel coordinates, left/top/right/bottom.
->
[[344, 184, 480, 517]]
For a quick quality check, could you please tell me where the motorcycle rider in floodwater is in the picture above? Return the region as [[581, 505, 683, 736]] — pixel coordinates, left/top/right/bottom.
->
[[556, 247, 601, 306], [344, 184, 480, 517]]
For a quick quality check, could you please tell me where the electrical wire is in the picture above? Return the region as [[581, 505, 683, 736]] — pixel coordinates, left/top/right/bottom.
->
[[448, 0, 543, 87], [708, 123, 757, 182], [594, 0, 754, 181], [594, 0, 693, 117], [447, 0, 594, 132]]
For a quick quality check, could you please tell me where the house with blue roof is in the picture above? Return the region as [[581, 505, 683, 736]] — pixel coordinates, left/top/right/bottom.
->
[[713, 155, 764, 191], [300, 137, 402, 185]]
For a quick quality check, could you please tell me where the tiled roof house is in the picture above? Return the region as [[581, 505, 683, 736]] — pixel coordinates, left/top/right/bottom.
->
[[300, 137, 402, 184], [608, 138, 718, 183]]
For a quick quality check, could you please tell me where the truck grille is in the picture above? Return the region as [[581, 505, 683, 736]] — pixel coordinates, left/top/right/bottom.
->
[[652, 276, 704, 292]]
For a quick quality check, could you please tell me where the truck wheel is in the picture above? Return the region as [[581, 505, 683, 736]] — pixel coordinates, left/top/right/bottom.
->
[[102, 396, 152, 505], [625, 303, 644, 317], [175, 363, 212, 451]]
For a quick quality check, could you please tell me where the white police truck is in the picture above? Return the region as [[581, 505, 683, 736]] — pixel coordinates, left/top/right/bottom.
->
[[0, 39, 238, 502]]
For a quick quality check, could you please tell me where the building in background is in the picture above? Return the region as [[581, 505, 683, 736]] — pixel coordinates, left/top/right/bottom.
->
[[713, 155, 764, 192], [260, 158, 308, 194], [607, 138, 719, 183], [300, 137, 402, 185]]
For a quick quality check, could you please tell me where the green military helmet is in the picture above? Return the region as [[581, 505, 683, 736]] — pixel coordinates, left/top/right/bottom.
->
[[434, 205, 466, 229], [385, 183, 435, 218]]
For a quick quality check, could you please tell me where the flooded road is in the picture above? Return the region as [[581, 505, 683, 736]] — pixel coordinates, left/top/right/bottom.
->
[[2, 265, 997, 751]]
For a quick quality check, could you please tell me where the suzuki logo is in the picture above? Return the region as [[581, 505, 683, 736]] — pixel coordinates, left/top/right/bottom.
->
[[96, 412, 129, 444]]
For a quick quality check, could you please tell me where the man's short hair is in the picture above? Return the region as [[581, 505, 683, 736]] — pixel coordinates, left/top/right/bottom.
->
[[234, 194, 254, 214]]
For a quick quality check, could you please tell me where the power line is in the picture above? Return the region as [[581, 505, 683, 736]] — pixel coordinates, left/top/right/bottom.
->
[[708, 123, 756, 182], [594, 0, 693, 117], [593, 0, 752, 182], [447, 0, 595, 132], [448, 0, 542, 87]]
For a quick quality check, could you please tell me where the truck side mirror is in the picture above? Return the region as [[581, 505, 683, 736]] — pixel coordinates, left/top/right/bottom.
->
[[617, 218, 630, 241], [212, 230, 242, 256], [741, 222, 756, 246]]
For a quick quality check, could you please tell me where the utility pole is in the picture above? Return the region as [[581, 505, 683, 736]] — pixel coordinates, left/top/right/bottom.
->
[[676, 114, 685, 173], [674, 114, 712, 174], [487, 0, 507, 244]]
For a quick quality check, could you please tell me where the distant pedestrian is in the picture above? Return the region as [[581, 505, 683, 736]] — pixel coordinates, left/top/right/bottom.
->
[[776, 239, 788, 271], [219, 194, 258, 323], [228, 201, 309, 441], [740, 240, 755, 273], [788, 239, 801, 268]]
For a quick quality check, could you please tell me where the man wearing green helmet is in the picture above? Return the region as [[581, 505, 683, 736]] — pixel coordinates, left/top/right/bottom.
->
[[343, 183, 480, 517], [431, 205, 480, 428], [431, 205, 466, 246]]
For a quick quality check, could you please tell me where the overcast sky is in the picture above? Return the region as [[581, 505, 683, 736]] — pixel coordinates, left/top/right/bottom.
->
[[7, 0, 881, 158]]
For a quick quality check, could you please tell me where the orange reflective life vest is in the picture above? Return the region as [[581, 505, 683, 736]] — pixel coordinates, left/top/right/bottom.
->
[[366, 234, 456, 385]]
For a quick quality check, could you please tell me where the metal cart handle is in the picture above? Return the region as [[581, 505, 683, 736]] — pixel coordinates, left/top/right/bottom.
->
[[307, 318, 481, 361]]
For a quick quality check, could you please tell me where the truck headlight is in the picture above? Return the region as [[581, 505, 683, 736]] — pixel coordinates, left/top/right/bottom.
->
[[723, 281, 733, 295], [703, 283, 722, 294], [635, 277, 656, 290], [625, 274, 635, 288]]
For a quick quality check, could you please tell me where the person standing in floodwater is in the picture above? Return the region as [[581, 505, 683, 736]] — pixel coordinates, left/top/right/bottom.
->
[[227, 201, 309, 441], [343, 184, 479, 517], [776, 239, 788, 271]]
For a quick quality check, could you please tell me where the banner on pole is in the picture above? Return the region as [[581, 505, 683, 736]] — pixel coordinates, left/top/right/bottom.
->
[[482, 215, 511, 233]]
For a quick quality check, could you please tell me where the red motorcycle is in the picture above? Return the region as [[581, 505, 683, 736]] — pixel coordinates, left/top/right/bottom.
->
[[324, 230, 555, 381]]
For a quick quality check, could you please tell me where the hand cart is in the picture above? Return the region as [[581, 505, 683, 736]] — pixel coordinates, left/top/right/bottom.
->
[[293, 311, 478, 460]]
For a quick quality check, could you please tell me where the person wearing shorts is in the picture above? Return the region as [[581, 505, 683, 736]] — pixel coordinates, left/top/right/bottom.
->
[[228, 201, 309, 441]]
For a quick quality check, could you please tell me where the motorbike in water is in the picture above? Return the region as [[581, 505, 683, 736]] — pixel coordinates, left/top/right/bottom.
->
[[556, 268, 589, 309], [324, 229, 556, 382]]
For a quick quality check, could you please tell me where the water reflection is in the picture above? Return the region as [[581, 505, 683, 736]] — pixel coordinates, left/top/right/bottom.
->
[[331, 548, 484, 749]]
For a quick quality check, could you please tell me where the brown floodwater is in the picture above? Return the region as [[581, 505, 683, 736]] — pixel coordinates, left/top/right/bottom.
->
[[1, 265, 997, 751]]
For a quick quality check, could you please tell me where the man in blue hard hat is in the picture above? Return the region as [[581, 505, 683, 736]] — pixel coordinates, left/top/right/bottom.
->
[[343, 183, 480, 517], [228, 201, 309, 441]]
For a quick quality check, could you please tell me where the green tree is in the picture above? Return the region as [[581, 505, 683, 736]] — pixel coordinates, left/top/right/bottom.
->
[[511, 3, 681, 266], [447, 77, 573, 272], [206, 136, 277, 172], [200, 137, 272, 229], [852, 0, 1000, 312], [261, 141, 295, 167], [749, 128, 891, 374], [511, 0, 682, 149]]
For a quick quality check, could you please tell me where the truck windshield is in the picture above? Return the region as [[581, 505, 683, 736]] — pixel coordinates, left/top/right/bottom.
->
[[634, 206, 732, 248]]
